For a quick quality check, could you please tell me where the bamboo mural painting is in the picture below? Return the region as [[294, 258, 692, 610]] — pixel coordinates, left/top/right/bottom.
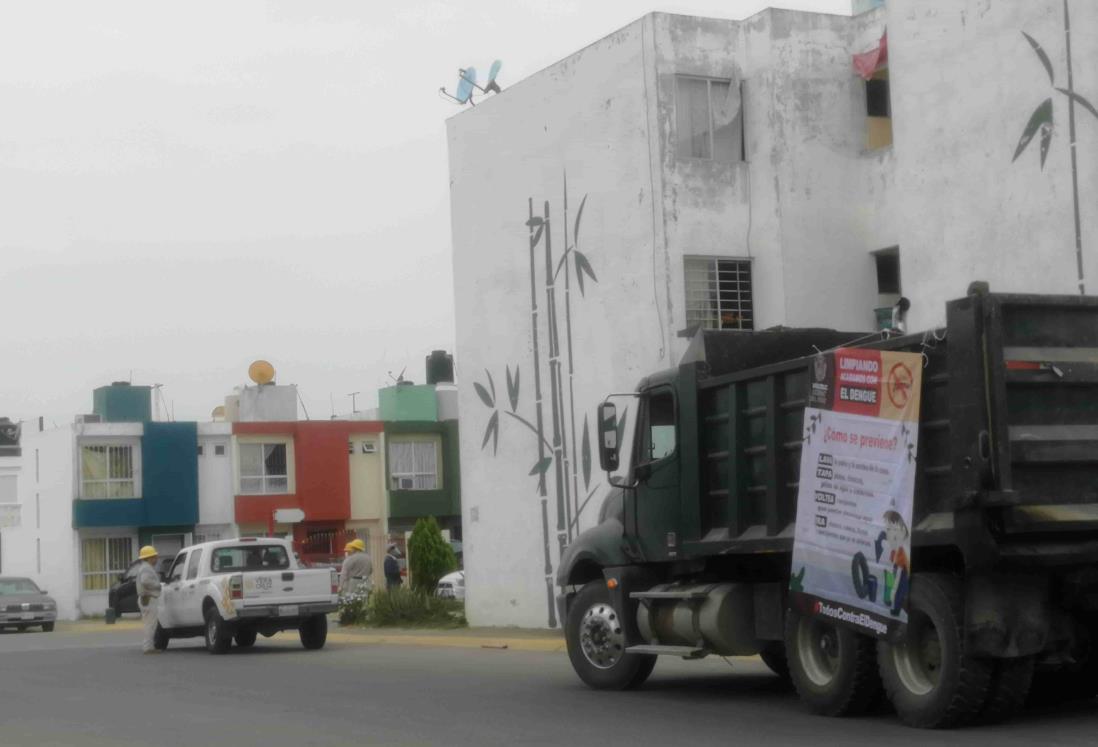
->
[[1014, 0, 1098, 294], [475, 172, 600, 627]]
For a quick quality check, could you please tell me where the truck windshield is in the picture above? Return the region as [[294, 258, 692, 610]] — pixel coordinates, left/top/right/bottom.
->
[[210, 545, 290, 573]]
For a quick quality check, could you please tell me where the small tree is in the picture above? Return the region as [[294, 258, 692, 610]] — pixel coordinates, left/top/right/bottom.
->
[[407, 516, 457, 593]]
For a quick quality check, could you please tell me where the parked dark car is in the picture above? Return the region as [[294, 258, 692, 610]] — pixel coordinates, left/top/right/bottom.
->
[[107, 557, 173, 615], [0, 577, 57, 632]]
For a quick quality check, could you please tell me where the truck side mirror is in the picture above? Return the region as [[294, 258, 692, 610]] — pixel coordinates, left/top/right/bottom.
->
[[597, 402, 619, 472]]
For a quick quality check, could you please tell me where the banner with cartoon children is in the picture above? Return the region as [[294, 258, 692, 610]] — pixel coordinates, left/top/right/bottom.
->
[[789, 347, 922, 639]]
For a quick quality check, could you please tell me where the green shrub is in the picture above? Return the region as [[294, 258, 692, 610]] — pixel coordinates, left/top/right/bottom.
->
[[364, 587, 466, 628], [406, 515, 457, 593]]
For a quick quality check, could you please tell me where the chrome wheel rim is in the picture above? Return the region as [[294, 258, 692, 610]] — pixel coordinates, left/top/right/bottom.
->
[[579, 603, 624, 670], [892, 611, 941, 696], [206, 617, 218, 646], [797, 618, 841, 687]]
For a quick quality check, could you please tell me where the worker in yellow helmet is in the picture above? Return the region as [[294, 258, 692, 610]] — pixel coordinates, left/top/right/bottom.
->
[[136, 545, 162, 654], [339, 537, 373, 598]]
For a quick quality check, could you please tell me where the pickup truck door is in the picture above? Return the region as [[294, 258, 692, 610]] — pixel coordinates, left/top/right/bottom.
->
[[179, 548, 205, 626], [160, 551, 188, 628], [630, 387, 681, 562]]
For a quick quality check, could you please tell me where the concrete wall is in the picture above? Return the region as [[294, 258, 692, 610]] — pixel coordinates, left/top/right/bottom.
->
[[235, 384, 298, 423], [888, 0, 1098, 329], [349, 431, 385, 521], [197, 422, 234, 527], [7, 426, 80, 620]]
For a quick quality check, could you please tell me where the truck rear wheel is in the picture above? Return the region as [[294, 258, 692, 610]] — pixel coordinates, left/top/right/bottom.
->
[[234, 629, 257, 648], [759, 642, 791, 681], [785, 608, 880, 716], [299, 614, 328, 650], [877, 574, 992, 728], [978, 656, 1034, 723], [566, 581, 656, 690], [204, 607, 232, 655]]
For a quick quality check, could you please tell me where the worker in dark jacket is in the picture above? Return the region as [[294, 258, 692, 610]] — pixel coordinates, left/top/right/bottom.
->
[[384, 545, 403, 590]]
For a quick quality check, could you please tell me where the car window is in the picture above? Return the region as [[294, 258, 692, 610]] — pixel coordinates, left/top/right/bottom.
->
[[210, 545, 290, 574], [168, 552, 188, 582], [186, 549, 204, 580], [0, 578, 40, 594]]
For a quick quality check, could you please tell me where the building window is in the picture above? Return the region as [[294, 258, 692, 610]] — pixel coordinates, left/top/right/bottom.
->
[[873, 247, 901, 330], [214, 444, 225, 456], [684, 257, 753, 331], [389, 440, 439, 491], [866, 69, 892, 149], [675, 76, 743, 161], [197, 444, 205, 457], [81, 536, 133, 591], [81, 445, 135, 499], [239, 442, 289, 494]]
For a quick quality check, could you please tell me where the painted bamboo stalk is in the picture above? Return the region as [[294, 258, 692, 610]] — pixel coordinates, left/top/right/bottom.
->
[[543, 200, 571, 558], [529, 197, 555, 628], [562, 175, 581, 540], [1063, 0, 1085, 294]]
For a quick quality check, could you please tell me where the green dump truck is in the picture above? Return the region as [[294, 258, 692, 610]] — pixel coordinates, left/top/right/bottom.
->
[[556, 286, 1098, 728]]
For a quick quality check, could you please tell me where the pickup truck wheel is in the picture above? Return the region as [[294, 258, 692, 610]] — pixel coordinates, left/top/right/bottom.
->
[[877, 574, 992, 728], [299, 615, 328, 650], [565, 581, 656, 691], [153, 623, 170, 651], [785, 608, 880, 716], [204, 607, 232, 655], [234, 629, 257, 648]]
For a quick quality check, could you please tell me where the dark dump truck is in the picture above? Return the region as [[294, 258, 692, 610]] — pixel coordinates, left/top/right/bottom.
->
[[556, 286, 1098, 728]]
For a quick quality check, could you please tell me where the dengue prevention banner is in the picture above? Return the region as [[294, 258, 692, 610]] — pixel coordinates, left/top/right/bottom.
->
[[789, 347, 922, 638]]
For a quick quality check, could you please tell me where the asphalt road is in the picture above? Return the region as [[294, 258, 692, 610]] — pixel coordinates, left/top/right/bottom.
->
[[2, 626, 1098, 746]]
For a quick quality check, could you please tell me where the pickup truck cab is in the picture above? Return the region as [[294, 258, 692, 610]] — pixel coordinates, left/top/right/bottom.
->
[[155, 537, 339, 654]]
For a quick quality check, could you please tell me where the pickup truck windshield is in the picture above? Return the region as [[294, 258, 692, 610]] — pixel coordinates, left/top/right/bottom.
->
[[210, 545, 290, 574]]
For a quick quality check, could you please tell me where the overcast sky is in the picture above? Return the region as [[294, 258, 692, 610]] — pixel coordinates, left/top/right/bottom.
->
[[1, 0, 849, 426]]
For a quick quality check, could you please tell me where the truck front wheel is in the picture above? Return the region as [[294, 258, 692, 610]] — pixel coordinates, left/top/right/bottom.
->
[[877, 574, 992, 728], [566, 581, 655, 690], [204, 607, 232, 655], [785, 608, 880, 716]]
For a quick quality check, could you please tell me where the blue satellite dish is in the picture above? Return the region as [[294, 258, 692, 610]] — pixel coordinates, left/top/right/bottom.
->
[[484, 60, 502, 94], [456, 67, 476, 104]]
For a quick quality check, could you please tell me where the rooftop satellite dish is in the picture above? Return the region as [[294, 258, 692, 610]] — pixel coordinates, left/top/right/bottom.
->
[[484, 60, 502, 94], [455, 66, 476, 104], [248, 360, 276, 385], [211, 405, 226, 421], [438, 60, 503, 105]]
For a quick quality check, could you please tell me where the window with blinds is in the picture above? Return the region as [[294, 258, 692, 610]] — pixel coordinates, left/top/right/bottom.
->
[[238, 442, 289, 494], [389, 440, 439, 491], [81, 445, 135, 499], [675, 76, 743, 161], [81, 537, 133, 591], [684, 257, 754, 331]]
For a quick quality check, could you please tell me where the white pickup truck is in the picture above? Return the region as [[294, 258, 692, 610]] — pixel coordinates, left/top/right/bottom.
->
[[153, 537, 339, 654]]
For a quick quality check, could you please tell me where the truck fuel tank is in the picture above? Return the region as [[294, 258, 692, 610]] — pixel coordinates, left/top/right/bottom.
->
[[635, 583, 761, 656]]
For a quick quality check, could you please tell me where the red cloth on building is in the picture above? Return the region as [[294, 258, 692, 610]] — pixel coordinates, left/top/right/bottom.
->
[[853, 31, 888, 80]]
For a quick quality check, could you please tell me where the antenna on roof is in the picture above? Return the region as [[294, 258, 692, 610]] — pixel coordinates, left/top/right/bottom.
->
[[387, 367, 407, 385], [439, 61, 503, 105]]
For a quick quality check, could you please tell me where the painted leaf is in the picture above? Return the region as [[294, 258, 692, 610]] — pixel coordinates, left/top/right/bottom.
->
[[486, 368, 496, 405], [1039, 117, 1053, 169], [573, 194, 588, 247], [1022, 32, 1054, 85], [474, 382, 494, 409], [481, 411, 499, 455], [1013, 98, 1053, 164], [529, 456, 552, 476], [525, 216, 544, 228], [531, 224, 545, 247], [1056, 87, 1098, 122], [574, 251, 598, 296], [581, 415, 591, 489], [506, 364, 520, 412]]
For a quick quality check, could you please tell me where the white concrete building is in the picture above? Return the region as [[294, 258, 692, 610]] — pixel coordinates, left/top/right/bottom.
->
[[195, 422, 237, 544], [448, 1, 1098, 627]]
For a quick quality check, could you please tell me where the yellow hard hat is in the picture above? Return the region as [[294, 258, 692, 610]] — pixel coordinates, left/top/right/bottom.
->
[[344, 541, 354, 552], [138, 545, 159, 560], [348, 539, 366, 553]]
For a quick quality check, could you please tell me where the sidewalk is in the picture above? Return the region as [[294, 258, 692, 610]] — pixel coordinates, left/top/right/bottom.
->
[[60, 619, 567, 653]]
